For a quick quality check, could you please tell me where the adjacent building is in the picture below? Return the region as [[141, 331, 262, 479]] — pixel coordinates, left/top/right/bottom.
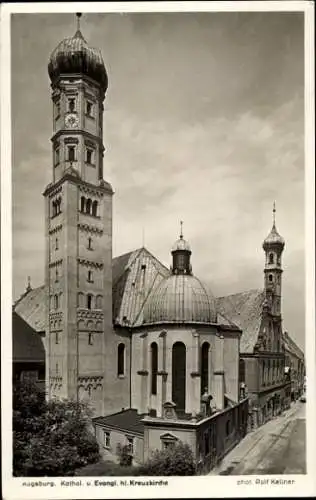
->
[[283, 331, 305, 400]]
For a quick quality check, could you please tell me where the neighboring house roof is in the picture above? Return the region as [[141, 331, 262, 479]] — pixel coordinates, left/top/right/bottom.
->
[[282, 331, 304, 360], [93, 408, 145, 436], [216, 289, 266, 353], [113, 247, 170, 327], [12, 311, 45, 363], [14, 285, 46, 333]]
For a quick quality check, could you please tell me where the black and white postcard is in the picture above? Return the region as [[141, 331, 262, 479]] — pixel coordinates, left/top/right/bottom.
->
[[1, 1, 315, 499]]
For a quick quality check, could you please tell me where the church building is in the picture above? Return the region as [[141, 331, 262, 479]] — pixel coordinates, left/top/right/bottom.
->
[[12, 15, 303, 472]]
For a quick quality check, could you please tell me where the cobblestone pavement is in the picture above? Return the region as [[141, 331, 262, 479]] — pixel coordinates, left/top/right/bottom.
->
[[209, 401, 306, 476]]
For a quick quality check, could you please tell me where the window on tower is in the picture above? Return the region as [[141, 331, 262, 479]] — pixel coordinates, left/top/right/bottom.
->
[[268, 274, 273, 282], [86, 149, 93, 164], [88, 237, 93, 250], [68, 146, 75, 162], [88, 333, 94, 345], [92, 200, 98, 217], [269, 253, 274, 264], [86, 101, 93, 117], [87, 270, 93, 283], [68, 98, 75, 113], [54, 147, 60, 166], [87, 294, 93, 310]]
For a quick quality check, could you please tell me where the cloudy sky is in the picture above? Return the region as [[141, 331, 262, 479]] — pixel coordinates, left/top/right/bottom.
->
[[11, 11, 305, 349]]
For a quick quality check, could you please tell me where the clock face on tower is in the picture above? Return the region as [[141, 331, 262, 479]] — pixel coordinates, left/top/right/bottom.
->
[[65, 113, 79, 129]]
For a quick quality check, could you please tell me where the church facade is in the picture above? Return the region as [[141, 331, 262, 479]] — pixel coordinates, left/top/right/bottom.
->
[[12, 17, 304, 472]]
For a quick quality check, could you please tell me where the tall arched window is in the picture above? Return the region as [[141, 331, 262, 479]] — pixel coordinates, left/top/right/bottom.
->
[[239, 359, 246, 383], [201, 342, 210, 395], [87, 294, 93, 310], [80, 196, 86, 212], [92, 200, 98, 217], [151, 342, 158, 395], [172, 342, 186, 412], [86, 198, 92, 214], [117, 343, 125, 376], [54, 294, 59, 310], [269, 252, 274, 264]]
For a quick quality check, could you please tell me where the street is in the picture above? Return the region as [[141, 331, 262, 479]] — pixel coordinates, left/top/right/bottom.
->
[[209, 401, 306, 476]]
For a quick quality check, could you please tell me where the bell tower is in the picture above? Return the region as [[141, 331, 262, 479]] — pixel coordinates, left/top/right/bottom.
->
[[43, 14, 113, 415], [262, 203, 285, 317]]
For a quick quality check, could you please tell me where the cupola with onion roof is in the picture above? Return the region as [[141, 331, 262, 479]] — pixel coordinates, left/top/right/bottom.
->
[[262, 202, 285, 252], [48, 13, 108, 91]]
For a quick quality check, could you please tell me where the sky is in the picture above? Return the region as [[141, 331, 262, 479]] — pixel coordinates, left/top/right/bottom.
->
[[11, 11, 305, 350]]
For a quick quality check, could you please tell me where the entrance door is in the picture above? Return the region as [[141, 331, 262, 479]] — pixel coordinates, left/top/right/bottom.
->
[[172, 342, 186, 412]]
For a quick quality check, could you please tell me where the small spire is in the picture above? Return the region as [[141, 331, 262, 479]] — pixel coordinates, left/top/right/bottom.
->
[[273, 201, 276, 226], [26, 276, 32, 293], [76, 12, 82, 31], [180, 220, 183, 239]]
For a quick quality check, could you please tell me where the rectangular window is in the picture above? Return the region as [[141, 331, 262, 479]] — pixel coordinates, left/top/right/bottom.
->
[[55, 331, 59, 344], [88, 333, 93, 345], [86, 149, 93, 164], [104, 432, 110, 449], [87, 270, 93, 283], [68, 98, 75, 112], [54, 148, 60, 166], [68, 146, 75, 162], [126, 437, 134, 455], [55, 268, 59, 282], [86, 101, 93, 116]]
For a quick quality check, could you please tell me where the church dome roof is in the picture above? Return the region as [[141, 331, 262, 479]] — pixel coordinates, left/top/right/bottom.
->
[[262, 223, 285, 250], [48, 23, 108, 91], [143, 274, 217, 325]]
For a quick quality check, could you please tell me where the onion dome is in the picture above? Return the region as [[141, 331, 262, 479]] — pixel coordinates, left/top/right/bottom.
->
[[48, 14, 108, 91], [143, 274, 217, 325], [262, 203, 285, 251]]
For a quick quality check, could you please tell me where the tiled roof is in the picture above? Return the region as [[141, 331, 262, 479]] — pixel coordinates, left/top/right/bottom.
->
[[93, 409, 145, 436], [216, 289, 266, 353], [113, 247, 170, 327], [14, 285, 46, 333], [12, 311, 45, 363], [282, 331, 304, 360], [14, 248, 170, 332]]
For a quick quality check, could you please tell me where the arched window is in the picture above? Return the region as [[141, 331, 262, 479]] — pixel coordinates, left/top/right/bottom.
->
[[87, 294, 93, 310], [87, 270, 93, 282], [239, 358, 246, 383], [96, 295, 103, 309], [201, 342, 210, 395], [117, 343, 125, 376], [88, 333, 93, 345], [269, 253, 274, 264], [268, 274, 273, 282], [86, 198, 92, 214], [151, 342, 158, 395], [88, 237, 92, 250], [80, 196, 86, 212], [92, 200, 98, 217], [172, 342, 186, 412], [54, 294, 59, 310]]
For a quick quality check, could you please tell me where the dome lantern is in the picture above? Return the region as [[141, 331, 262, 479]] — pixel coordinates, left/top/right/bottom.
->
[[171, 221, 192, 275], [48, 13, 108, 92], [262, 202, 285, 251]]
